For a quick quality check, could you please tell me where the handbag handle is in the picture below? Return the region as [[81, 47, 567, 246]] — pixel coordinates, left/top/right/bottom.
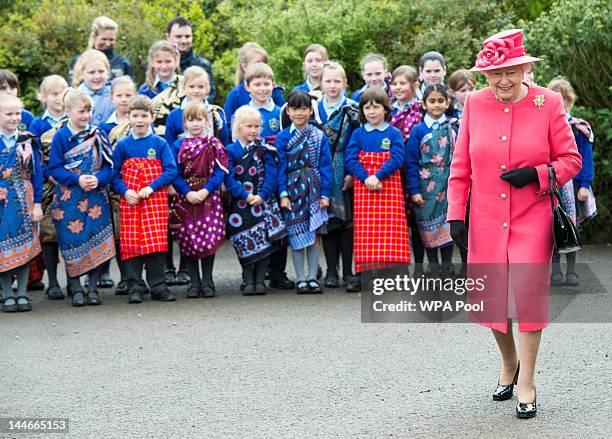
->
[[548, 166, 566, 210]]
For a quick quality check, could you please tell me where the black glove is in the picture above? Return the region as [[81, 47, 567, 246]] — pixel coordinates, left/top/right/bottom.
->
[[449, 220, 468, 252], [500, 167, 538, 188]]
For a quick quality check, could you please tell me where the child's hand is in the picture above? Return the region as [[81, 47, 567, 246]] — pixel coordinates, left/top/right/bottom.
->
[[78, 175, 96, 191], [246, 193, 255, 204], [197, 188, 209, 201], [376, 181, 383, 191], [412, 194, 425, 206], [250, 195, 264, 206], [31, 203, 43, 222], [186, 191, 201, 204], [320, 198, 330, 208], [365, 175, 380, 191], [342, 175, 354, 191], [48, 176, 57, 185], [138, 186, 154, 199], [125, 189, 140, 205], [577, 187, 590, 202], [280, 197, 291, 210], [167, 185, 177, 197]]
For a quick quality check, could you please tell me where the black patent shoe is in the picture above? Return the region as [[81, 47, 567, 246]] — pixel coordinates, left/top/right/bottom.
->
[[307, 279, 323, 294], [270, 275, 295, 290], [115, 280, 129, 295], [16, 296, 32, 312], [493, 362, 520, 401], [565, 272, 579, 286], [516, 390, 537, 419], [128, 291, 143, 304], [87, 290, 102, 306], [2, 296, 18, 313], [344, 275, 361, 293], [296, 281, 309, 294], [201, 286, 215, 298], [72, 291, 85, 307], [46, 285, 65, 300], [324, 274, 340, 288], [175, 271, 190, 286], [186, 287, 200, 298], [254, 283, 267, 295], [550, 271, 565, 286]]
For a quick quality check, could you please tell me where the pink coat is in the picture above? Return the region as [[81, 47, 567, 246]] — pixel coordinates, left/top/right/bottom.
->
[[447, 85, 582, 333]]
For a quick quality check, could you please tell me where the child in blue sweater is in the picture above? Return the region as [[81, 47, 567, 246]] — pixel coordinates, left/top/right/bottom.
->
[[29, 75, 69, 300], [0, 69, 35, 131], [138, 41, 181, 99], [0, 95, 43, 312], [277, 91, 333, 294], [291, 44, 329, 99], [224, 106, 285, 295], [72, 49, 115, 126], [244, 63, 282, 141], [112, 95, 177, 304], [224, 42, 285, 128], [351, 53, 391, 103], [48, 89, 116, 307]]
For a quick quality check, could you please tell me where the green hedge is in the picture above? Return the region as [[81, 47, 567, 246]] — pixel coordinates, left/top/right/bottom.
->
[[1, 0, 610, 241]]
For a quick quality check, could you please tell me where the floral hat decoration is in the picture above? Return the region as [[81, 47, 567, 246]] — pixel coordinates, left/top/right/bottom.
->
[[471, 29, 542, 72]]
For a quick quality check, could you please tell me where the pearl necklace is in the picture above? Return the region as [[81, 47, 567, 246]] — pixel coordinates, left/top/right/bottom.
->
[[496, 85, 527, 104]]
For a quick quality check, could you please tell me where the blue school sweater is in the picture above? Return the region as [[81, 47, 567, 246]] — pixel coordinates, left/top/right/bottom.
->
[[20, 110, 35, 131], [164, 104, 231, 148], [48, 125, 113, 188], [275, 125, 333, 198], [171, 137, 225, 195], [224, 81, 286, 127], [224, 140, 278, 201], [111, 130, 177, 196], [29, 111, 64, 138], [345, 123, 404, 183], [249, 100, 281, 137], [0, 131, 43, 203]]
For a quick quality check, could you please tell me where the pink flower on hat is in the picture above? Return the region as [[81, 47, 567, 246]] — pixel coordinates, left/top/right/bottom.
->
[[476, 38, 515, 68]]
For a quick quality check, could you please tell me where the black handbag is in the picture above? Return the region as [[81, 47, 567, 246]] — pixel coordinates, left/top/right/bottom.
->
[[549, 166, 582, 253]]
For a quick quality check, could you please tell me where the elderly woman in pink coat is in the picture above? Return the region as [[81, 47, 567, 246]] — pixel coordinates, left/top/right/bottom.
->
[[447, 29, 581, 419]]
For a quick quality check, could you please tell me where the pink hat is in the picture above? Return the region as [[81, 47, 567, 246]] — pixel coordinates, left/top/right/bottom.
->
[[471, 29, 542, 72]]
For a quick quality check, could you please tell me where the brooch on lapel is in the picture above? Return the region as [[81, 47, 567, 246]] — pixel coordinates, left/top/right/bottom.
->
[[533, 95, 545, 110]]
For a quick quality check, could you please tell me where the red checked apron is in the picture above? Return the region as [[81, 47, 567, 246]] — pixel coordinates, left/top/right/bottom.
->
[[119, 158, 168, 260], [353, 151, 410, 272]]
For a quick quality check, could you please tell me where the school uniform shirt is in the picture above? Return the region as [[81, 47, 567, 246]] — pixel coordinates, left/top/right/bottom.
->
[[48, 124, 113, 188], [224, 81, 286, 128], [111, 128, 177, 196], [171, 136, 225, 196], [249, 99, 281, 137], [291, 78, 318, 94], [345, 122, 404, 183], [568, 114, 594, 189], [20, 109, 35, 131], [99, 111, 121, 135], [224, 139, 278, 200], [405, 114, 450, 195], [78, 82, 115, 127], [318, 96, 347, 124], [29, 110, 65, 138], [138, 74, 177, 99], [164, 98, 230, 147], [275, 124, 333, 199], [0, 130, 43, 203]]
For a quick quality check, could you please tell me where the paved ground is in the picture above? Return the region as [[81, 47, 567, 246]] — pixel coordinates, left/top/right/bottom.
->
[[1, 244, 611, 438]]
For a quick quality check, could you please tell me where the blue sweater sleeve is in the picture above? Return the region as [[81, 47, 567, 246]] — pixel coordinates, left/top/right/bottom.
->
[[344, 129, 369, 183], [224, 158, 249, 199], [48, 132, 80, 186], [319, 134, 333, 198], [203, 164, 226, 193], [32, 140, 43, 203], [272, 87, 286, 107], [375, 128, 405, 181], [259, 150, 278, 200], [170, 139, 191, 196], [573, 131, 594, 189], [93, 131, 113, 187], [218, 111, 231, 146], [164, 110, 182, 150], [405, 125, 423, 195], [111, 141, 128, 196], [149, 139, 178, 191], [223, 88, 239, 128]]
